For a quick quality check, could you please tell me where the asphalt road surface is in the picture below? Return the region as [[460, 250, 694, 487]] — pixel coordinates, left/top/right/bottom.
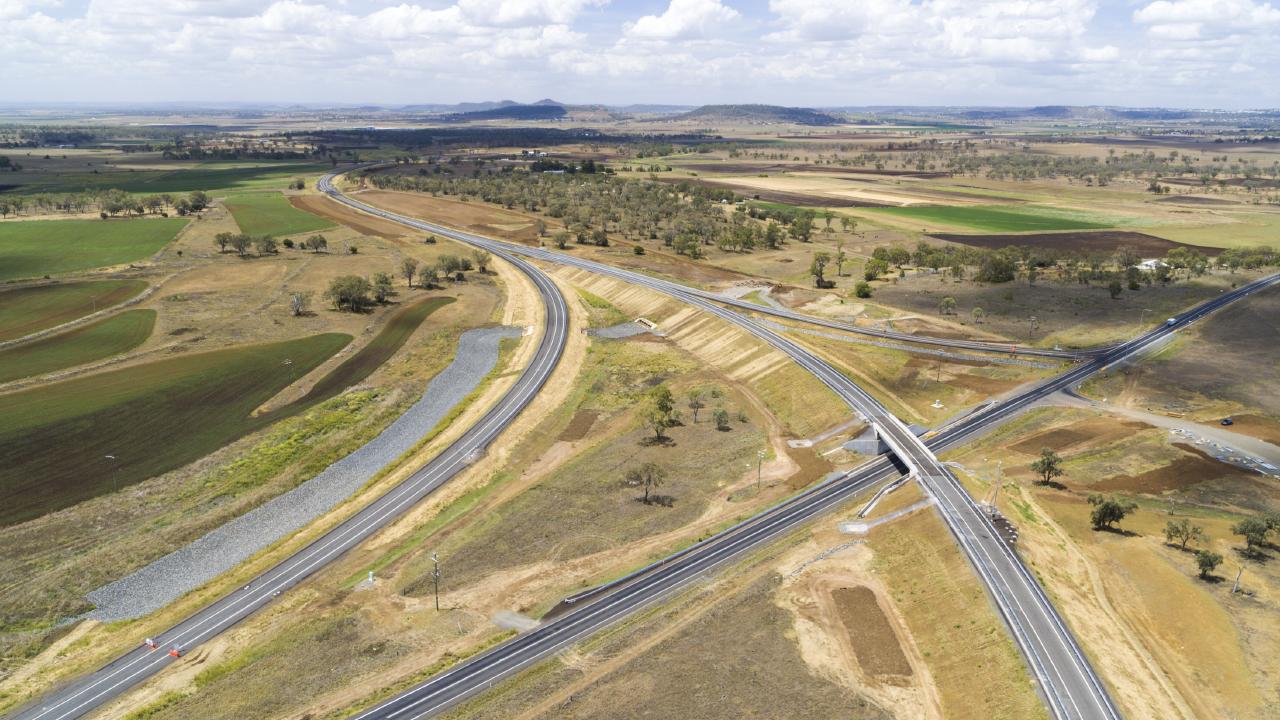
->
[[8, 200, 570, 720], [325, 172, 1278, 720]]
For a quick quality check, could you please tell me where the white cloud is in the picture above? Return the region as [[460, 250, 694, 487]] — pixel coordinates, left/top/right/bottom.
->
[[1134, 0, 1280, 27], [0, 0, 1275, 107], [625, 0, 739, 40]]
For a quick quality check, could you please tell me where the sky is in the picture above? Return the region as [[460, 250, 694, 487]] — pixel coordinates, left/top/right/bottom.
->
[[3, 0, 1278, 109]]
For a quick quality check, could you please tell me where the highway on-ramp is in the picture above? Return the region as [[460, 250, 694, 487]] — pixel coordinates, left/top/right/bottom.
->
[[7, 213, 570, 720], [325, 172, 1279, 720]]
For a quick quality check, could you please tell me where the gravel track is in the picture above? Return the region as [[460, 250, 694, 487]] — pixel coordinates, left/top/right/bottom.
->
[[85, 325, 521, 621]]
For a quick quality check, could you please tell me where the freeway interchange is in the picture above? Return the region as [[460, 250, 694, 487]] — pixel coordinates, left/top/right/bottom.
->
[[12, 166, 1278, 720]]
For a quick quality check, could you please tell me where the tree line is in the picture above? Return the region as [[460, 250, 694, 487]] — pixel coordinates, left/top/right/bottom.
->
[[0, 188, 211, 219]]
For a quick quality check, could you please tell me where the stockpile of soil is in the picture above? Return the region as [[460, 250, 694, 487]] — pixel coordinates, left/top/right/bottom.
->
[[832, 586, 913, 677]]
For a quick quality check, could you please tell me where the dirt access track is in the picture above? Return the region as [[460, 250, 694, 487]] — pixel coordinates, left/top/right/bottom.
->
[[930, 230, 1223, 257]]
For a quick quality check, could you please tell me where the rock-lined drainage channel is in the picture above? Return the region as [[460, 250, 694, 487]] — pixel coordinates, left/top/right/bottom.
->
[[85, 325, 522, 622]]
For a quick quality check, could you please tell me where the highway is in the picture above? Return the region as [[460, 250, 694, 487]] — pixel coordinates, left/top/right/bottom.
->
[[13, 163, 1273, 720], [322, 172, 1279, 720], [7, 210, 570, 720], [697, 288, 1097, 360]]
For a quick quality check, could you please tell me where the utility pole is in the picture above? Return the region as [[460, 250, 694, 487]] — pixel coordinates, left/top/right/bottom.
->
[[992, 460, 1003, 512], [431, 552, 441, 611], [105, 454, 117, 493]]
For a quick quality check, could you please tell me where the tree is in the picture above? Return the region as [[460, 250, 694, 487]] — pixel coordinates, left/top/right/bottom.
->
[[686, 388, 705, 423], [641, 384, 678, 441], [304, 234, 328, 253], [254, 236, 277, 255], [324, 275, 373, 312], [1195, 549, 1223, 579], [865, 258, 889, 281], [810, 251, 831, 288], [625, 462, 666, 505], [939, 296, 957, 316], [400, 257, 419, 288], [187, 190, 210, 213], [535, 218, 547, 237], [553, 231, 569, 249], [1030, 449, 1064, 486], [471, 249, 491, 273], [289, 291, 312, 317], [1108, 278, 1123, 299], [214, 232, 232, 253], [713, 406, 730, 430], [835, 240, 847, 276], [372, 272, 395, 303], [976, 253, 1017, 283], [789, 212, 813, 242], [888, 246, 911, 268], [1088, 494, 1137, 531], [854, 281, 873, 298], [229, 233, 252, 256], [1232, 517, 1272, 556], [1164, 518, 1205, 550], [971, 307, 985, 325]]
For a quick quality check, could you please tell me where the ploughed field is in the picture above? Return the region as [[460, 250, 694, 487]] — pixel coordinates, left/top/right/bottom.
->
[[929, 230, 1222, 257], [0, 279, 148, 341], [0, 309, 155, 384], [0, 296, 452, 526]]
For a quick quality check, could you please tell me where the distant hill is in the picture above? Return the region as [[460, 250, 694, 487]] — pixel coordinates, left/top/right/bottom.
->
[[957, 105, 1202, 121], [672, 104, 843, 126], [440, 104, 568, 122]]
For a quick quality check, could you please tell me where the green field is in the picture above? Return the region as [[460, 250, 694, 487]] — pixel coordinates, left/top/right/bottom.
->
[[0, 218, 187, 281], [867, 205, 1114, 233], [6, 162, 332, 196], [0, 294, 452, 525], [0, 309, 155, 385], [0, 279, 148, 341], [224, 191, 335, 237], [0, 333, 352, 526]]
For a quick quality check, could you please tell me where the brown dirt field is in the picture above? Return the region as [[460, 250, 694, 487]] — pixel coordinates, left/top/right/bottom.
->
[[673, 162, 949, 178], [287, 195, 411, 239], [1010, 418, 1150, 455], [1151, 195, 1240, 206], [654, 176, 891, 207], [1083, 283, 1280, 420], [356, 190, 542, 243], [1093, 443, 1258, 494], [929, 230, 1223, 257], [579, 242, 750, 286], [833, 586, 913, 677], [1229, 414, 1280, 446], [557, 409, 598, 442], [519, 574, 890, 720]]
